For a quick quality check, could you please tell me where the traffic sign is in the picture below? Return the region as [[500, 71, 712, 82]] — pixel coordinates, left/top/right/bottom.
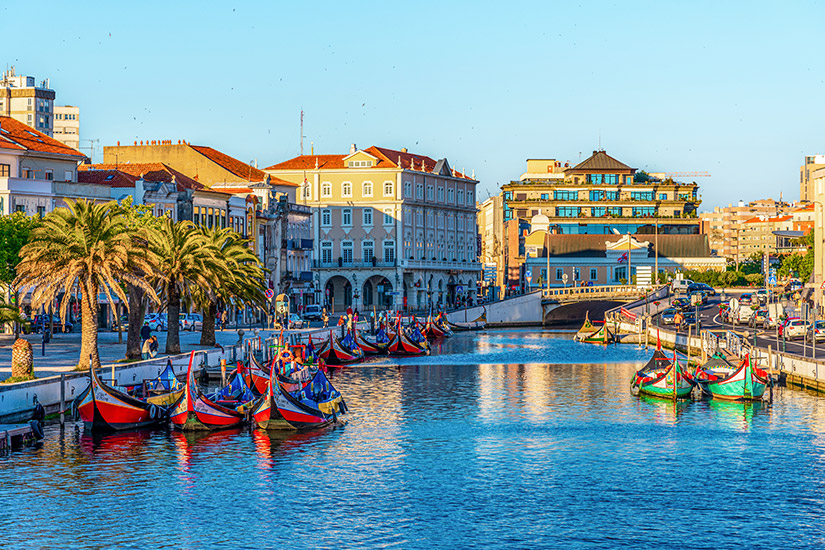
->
[[729, 297, 739, 311], [562, 273, 569, 284], [456, 285, 464, 294], [264, 289, 274, 300], [525, 269, 532, 279], [768, 275, 777, 286]]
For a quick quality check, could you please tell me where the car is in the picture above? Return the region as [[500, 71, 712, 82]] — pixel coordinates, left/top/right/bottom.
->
[[755, 289, 770, 305], [27, 314, 73, 334], [789, 280, 803, 292], [783, 319, 808, 340], [661, 307, 677, 325], [146, 313, 167, 331], [739, 293, 754, 307], [288, 313, 304, 329], [671, 278, 694, 294], [687, 283, 716, 296], [671, 298, 691, 311], [808, 320, 825, 342], [303, 304, 323, 321], [113, 314, 129, 332], [180, 313, 203, 331], [736, 305, 755, 324], [749, 307, 768, 328], [683, 310, 698, 327]]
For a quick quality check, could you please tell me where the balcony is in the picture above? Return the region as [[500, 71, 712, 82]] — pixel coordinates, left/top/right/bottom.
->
[[401, 258, 482, 271], [286, 238, 314, 250], [313, 258, 397, 269]]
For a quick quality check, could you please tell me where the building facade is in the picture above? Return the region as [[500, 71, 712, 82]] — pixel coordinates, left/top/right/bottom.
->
[[501, 151, 702, 236], [53, 105, 80, 150], [801, 155, 825, 203], [699, 199, 790, 262], [477, 195, 504, 299], [266, 145, 481, 313], [0, 67, 55, 137]]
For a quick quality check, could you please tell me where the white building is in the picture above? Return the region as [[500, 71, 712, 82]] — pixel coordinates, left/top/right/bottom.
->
[[0, 67, 55, 137], [53, 105, 80, 150]]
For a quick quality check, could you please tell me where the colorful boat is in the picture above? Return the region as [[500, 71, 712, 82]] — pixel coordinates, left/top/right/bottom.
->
[[694, 353, 769, 401], [317, 330, 365, 364], [354, 329, 383, 355], [631, 349, 694, 400], [142, 359, 185, 407], [387, 319, 429, 355], [271, 368, 347, 430], [575, 313, 613, 344], [244, 353, 271, 395], [76, 359, 168, 432], [170, 351, 257, 431], [425, 317, 449, 339]]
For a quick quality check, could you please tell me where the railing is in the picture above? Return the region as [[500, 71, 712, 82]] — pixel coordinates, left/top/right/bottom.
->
[[313, 259, 397, 269], [402, 259, 482, 270], [542, 284, 648, 300]]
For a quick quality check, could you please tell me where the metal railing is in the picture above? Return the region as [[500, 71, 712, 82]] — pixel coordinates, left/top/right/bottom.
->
[[542, 284, 648, 299]]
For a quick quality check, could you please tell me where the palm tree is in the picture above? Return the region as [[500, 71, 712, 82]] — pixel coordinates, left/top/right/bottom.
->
[[14, 199, 158, 369], [0, 298, 28, 337], [147, 218, 227, 354], [194, 226, 267, 346]]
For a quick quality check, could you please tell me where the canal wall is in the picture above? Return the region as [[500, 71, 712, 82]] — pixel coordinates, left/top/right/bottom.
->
[[446, 291, 544, 327]]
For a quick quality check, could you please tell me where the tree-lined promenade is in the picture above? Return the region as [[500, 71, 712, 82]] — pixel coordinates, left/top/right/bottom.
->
[[9, 198, 266, 371]]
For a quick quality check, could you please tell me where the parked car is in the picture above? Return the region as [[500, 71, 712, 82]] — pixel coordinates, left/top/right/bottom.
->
[[27, 314, 73, 334], [180, 313, 203, 331], [808, 320, 825, 342], [687, 282, 716, 296], [113, 314, 129, 332], [288, 313, 304, 329], [788, 280, 803, 292], [671, 298, 691, 311], [661, 307, 677, 325], [303, 304, 323, 321], [736, 305, 755, 324], [683, 310, 697, 327], [739, 293, 754, 307], [146, 313, 166, 331], [783, 318, 808, 340], [755, 288, 770, 305], [671, 278, 694, 294], [749, 307, 768, 328], [688, 290, 708, 305]]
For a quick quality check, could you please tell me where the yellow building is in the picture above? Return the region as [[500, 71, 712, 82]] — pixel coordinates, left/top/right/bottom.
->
[[477, 195, 504, 299], [266, 145, 481, 312], [801, 155, 825, 203]]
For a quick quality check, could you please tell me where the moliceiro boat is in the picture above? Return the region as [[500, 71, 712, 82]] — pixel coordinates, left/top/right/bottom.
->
[[631, 349, 694, 400], [575, 313, 613, 344], [76, 357, 171, 431], [694, 353, 769, 401], [171, 351, 258, 431], [354, 329, 384, 355], [387, 318, 429, 355], [317, 330, 365, 364]]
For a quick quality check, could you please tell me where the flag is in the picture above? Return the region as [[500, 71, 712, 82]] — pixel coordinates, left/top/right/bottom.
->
[[618, 252, 628, 263]]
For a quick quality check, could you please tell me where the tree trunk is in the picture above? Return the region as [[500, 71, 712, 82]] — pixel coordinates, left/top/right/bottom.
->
[[126, 285, 146, 359], [166, 286, 181, 354], [78, 279, 101, 370], [199, 301, 217, 346]]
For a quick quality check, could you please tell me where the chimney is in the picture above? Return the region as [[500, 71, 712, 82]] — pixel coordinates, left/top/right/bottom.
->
[[350, 143, 357, 154], [401, 147, 408, 153]]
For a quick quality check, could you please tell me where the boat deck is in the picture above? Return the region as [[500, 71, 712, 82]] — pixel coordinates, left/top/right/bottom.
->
[[0, 423, 34, 453]]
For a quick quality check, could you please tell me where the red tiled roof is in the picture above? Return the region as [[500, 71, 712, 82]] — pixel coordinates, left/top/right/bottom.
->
[[190, 145, 268, 182], [77, 168, 138, 188], [210, 187, 254, 195], [265, 146, 475, 180], [0, 116, 85, 158], [80, 163, 205, 191]]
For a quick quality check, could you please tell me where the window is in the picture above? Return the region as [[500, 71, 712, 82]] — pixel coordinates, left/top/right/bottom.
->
[[23, 168, 34, 179], [44, 170, 53, 181], [363, 207, 373, 227], [384, 181, 394, 196], [404, 182, 412, 198], [363, 181, 373, 197], [404, 208, 412, 226], [321, 241, 333, 264], [592, 207, 606, 217], [608, 207, 622, 216], [342, 182, 352, 197], [347, 159, 373, 168], [659, 193, 667, 200], [416, 183, 424, 199], [427, 185, 434, 200], [341, 241, 354, 264], [631, 191, 654, 201], [36, 206, 45, 218], [457, 190, 464, 204], [321, 209, 331, 227], [302, 182, 311, 200], [383, 241, 395, 263], [15, 205, 25, 213], [574, 268, 581, 281], [321, 182, 332, 197], [590, 268, 598, 281], [467, 191, 473, 205], [362, 240, 374, 262], [427, 211, 434, 227], [447, 188, 455, 203], [556, 207, 581, 217], [383, 208, 394, 225], [556, 268, 564, 280], [632, 207, 656, 217], [0, 164, 9, 177], [448, 214, 455, 230], [541, 193, 549, 200], [554, 190, 578, 201], [589, 190, 604, 201], [438, 213, 444, 229], [342, 208, 352, 226], [415, 209, 423, 226], [438, 187, 444, 202], [458, 216, 464, 230]]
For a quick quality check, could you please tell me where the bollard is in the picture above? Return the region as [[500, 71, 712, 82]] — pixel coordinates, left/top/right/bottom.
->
[[220, 359, 227, 387], [59, 373, 65, 428]]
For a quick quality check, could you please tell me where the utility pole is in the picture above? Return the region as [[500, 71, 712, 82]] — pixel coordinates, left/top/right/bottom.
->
[[300, 109, 305, 156]]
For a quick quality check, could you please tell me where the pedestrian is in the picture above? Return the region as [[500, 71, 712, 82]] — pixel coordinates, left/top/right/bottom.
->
[[141, 337, 153, 360], [149, 335, 159, 358], [140, 321, 151, 345], [322, 308, 329, 328]]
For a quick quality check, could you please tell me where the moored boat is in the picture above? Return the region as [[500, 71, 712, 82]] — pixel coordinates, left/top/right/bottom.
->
[[76, 358, 169, 432], [575, 313, 613, 344], [694, 353, 768, 401], [170, 351, 257, 431], [272, 368, 347, 430], [317, 330, 365, 364], [354, 329, 383, 355], [631, 349, 694, 400], [387, 319, 429, 355]]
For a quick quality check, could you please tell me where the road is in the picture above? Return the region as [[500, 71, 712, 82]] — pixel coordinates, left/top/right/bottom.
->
[[651, 290, 825, 361]]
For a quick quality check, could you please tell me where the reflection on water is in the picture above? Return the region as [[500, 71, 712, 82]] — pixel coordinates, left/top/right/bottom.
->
[[1, 329, 825, 549]]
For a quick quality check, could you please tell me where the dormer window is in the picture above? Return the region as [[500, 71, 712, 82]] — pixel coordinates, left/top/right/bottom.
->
[[348, 160, 373, 168]]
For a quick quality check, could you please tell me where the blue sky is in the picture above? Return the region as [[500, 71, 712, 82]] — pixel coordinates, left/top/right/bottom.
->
[[3, 1, 823, 210]]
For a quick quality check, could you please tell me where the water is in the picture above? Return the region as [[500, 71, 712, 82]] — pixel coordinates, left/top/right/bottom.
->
[[3, 329, 825, 549]]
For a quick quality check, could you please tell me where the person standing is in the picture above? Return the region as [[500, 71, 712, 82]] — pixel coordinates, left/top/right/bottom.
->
[[322, 308, 329, 328], [140, 321, 151, 347]]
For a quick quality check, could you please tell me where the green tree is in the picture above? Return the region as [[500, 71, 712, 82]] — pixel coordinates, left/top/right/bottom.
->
[[194, 226, 267, 346], [14, 199, 158, 369], [0, 213, 40, 337], [147, 218, 225, 354]]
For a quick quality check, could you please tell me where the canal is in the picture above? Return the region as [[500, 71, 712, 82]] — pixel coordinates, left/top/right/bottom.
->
[[2, 329, 825, 549]]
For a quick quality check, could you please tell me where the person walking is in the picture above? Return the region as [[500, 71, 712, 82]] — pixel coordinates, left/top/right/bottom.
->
[[140, 321, 151, 347], [322, 308, 329, 328], [141, 335, 157, 360]]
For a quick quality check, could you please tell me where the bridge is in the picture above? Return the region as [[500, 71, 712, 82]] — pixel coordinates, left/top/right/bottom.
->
[[445, 285, 653, 327]]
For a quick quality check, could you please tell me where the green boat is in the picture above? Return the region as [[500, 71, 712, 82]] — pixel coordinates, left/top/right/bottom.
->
[[575, 313, 613, 344], [695, 353, 768, 401], [631, 349, 694, 400]]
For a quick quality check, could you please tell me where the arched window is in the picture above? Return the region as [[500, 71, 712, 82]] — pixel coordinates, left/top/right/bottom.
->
[[384, 181, 394, 196], [342, 182, 352, 197], [362, 181, 373, 197], [321, 182, 332, 197]]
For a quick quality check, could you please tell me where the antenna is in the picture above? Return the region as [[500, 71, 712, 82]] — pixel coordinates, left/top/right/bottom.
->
[[300, 109, 305, 156]]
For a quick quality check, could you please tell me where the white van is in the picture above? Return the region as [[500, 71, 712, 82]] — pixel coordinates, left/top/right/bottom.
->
[[672, 278, 694, 294]]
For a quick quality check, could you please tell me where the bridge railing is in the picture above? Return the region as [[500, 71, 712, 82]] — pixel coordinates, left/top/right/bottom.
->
[[542, 285, 647, 300]]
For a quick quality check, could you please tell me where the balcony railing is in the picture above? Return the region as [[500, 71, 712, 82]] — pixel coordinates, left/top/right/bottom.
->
[[313, 259, 397, 269]]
